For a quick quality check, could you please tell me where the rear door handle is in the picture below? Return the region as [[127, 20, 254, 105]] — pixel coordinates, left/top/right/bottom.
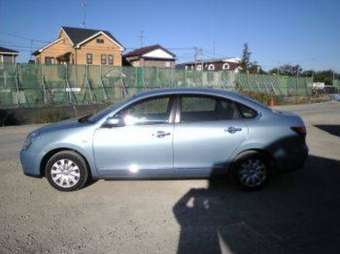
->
[[225, 127, 242, 134], [153, 131, 171, 138]]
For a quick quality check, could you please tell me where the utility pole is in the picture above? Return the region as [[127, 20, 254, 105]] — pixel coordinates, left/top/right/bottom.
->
[[139, 31, 144, 47], [30, 39, 33, 61], [212, 40, 215, 57], [193, 47, 203, 70]]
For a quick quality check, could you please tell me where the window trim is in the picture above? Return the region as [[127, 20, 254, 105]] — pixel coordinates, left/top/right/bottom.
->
[[176, 94, 243, 124], [45, 57, 55, 64], [108, 54, 114, 65], [114, 95, 176, 126], [86, 53, 93, 65], [101, 54, 107, 65], [96, 38, 104, 44], [207, 64, 215, 71]]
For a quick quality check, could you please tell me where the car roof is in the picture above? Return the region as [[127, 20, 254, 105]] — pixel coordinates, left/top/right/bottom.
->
[[134, 87, 238, 98], [131, 88, 270, 112]]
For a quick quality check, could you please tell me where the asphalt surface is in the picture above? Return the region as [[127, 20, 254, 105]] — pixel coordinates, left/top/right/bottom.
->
[[0, 101, 340, 254]]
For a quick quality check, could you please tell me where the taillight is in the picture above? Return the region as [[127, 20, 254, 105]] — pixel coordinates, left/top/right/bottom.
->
[[291, 126, 306, 139]]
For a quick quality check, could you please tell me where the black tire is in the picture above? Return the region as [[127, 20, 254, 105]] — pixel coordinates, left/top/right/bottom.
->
[[45, 150, 89, 191], [231, 151, 268, 191]]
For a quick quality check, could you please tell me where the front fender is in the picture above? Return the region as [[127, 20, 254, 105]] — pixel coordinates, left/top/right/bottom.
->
[[39, 142, 99, 178]]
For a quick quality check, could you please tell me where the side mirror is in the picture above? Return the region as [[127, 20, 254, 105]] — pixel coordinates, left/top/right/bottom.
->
[[102, 116, 124, 128]]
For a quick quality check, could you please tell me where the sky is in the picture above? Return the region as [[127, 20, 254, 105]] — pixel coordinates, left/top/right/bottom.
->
[[0, 0, 339, 71]]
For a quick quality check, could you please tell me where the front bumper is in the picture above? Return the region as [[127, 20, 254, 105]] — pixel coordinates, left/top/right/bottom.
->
[[20, 149, 42, 177]]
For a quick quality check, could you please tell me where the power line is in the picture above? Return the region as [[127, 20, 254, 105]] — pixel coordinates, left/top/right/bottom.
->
[[0, 32, 49, 44]]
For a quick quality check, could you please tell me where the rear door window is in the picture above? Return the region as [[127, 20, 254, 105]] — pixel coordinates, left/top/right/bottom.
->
[[180, 95, 240, 122]]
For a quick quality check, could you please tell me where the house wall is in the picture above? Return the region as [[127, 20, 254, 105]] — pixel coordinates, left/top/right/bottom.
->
[[75, 33, 122, 66], [35, 31, 122, 66], [127, 58, 175, 68], [36, 31, 75, 64], [0, 54, 17, 64], [184, 61, 240, 72], [143, 59, 175, 68]]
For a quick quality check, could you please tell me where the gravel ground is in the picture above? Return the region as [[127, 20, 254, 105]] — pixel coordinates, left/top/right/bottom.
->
[[0, 101, 340, 254]]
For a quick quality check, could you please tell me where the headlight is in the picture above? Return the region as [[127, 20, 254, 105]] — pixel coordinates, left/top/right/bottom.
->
[[22, 131, 40, 150]]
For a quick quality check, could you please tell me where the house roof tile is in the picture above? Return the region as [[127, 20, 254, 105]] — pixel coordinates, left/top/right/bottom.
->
[[0, 46, 19, 54], [61, 26, 123, 48], [124, 44, 176, 58]]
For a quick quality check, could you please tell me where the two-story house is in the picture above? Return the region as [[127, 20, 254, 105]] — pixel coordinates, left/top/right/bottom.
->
[[33, 26, 125, 66]]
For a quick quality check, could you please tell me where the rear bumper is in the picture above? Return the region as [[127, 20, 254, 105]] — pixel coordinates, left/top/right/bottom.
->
[[271, 139, 309, 173]]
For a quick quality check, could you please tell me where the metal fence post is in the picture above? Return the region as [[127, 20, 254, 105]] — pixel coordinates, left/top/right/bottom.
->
[[99, 64, 108, 101], [40, 64, 48, 104], [65, 64, 78, 116], [15, 64, 21, 106]]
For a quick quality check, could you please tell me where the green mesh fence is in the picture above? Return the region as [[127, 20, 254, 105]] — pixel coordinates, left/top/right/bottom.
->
[[0, 63, 314, 108], [334, 80, 340, 89]]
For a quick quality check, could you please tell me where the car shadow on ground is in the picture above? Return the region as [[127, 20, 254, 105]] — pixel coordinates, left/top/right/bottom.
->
[[314, 125, 340, 137], [173, 155, 340, 254]]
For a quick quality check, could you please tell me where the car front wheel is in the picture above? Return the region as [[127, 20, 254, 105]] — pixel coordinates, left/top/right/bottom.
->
[[45, 151, 89, 191]]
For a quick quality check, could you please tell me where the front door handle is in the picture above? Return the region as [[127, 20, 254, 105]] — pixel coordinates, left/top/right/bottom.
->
[[225, 126, 242, 134], [153, 131, 171, 138]]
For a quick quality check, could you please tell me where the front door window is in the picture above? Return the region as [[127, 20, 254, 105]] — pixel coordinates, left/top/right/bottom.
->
[[118, 96, 172, 125]]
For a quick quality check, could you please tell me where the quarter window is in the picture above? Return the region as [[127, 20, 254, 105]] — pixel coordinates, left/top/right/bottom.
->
[[118, 96, 172, 125], [237, 103, 258, 119], [86, 53, 93, 65], [180, 96, 239, 122]]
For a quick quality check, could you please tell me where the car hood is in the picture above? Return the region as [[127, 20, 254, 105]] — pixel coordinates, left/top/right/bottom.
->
[[34, 119, 91, 135]]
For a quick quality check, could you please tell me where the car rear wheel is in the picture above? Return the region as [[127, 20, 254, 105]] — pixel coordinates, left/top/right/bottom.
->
[[45, 151, 89, 191], [232, 152, 268, 190]]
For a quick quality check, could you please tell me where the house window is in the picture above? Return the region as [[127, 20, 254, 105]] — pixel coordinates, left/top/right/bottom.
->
[[86, 53, 93, 65], [45, 57, 55, 64], [96, 38, 104, 44], [208, 64, 215, 71], [108, 55, 114, 65], [101, 54, 107, 65], [222, 63, 230, 70]]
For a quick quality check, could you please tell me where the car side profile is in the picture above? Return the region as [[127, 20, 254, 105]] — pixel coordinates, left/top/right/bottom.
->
[[20, 88, 308, 191]]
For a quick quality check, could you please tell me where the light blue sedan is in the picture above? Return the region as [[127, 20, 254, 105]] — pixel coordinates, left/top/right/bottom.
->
[[20, 88, 308, 191]]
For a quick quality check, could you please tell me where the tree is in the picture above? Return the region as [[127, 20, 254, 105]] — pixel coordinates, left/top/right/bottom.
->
[[268, 64, 302, 76], [313, 70, 334, 85], [240, 43, 251, 72]]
